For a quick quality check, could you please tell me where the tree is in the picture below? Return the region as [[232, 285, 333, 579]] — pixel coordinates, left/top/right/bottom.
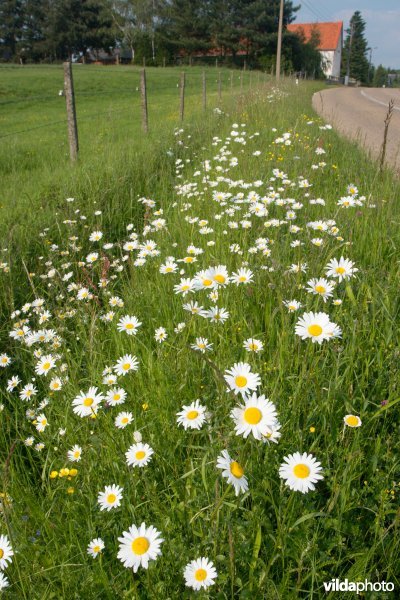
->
[[342, 11, 369, 84], [161, 0, 210, 60], [0, 0, 24, 60], [373, 64, 387, 88]]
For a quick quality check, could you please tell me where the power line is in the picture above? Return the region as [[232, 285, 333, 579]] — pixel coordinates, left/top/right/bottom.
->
[[300, 0, 333, 23]]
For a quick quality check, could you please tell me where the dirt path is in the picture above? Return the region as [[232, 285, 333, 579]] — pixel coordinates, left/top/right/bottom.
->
[[312, 87, 400, 173]]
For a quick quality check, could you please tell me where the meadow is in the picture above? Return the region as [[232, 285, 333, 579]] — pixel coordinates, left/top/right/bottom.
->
[[0, 65, 399, 599]]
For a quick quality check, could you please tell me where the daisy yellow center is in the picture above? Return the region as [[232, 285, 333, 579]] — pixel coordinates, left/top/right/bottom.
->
[[135, 451, 146, 460], [239, 276, 247, 282], [185, 257, 194, 262], [132, 537, 150, 555], [0, 549, 3, 559], [315, 285, 326, 293], [244, 407, 262, 424], [230, 461, 244, 478], [52, 383, 60, 389], [41, 419, 47, 425], [123, 363, 131, 370], [125, 323, 134, 330], [249, 343, 258, 350], [121, 417, 129, 424], [83, 397, 94, 407], [308, 324, 323, 337], [2, 357, 8, 363], [181, 285, 190, 291], [187, 410, 199, 420], [235, 375, 248, 388], [203, 279, 213, 286], [195, 568, 207, 582], [346, 415, 359, 427], [74, 451, 80, 458], [336, 267, 346, 274], [165, 267, 173, 272], [114, 394, 121, 401], [214, 274, 225, 283], [93, 545, 101, 553], [293, 464, 310, 479], [107, 493, 116, 504]]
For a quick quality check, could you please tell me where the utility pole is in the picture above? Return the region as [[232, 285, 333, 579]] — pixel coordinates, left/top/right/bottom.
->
[[276, 0, 284, 83], [345, 20, 355, 86]]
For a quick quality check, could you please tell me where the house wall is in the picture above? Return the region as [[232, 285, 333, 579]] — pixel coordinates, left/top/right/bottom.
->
[[320, 50, 335, 77], [320, 43, 342, 78]]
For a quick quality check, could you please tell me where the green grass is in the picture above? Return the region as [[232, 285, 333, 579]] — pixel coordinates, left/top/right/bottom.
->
[[0, 68, 399, 599]]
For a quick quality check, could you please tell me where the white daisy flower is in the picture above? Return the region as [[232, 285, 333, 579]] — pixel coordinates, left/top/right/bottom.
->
[[325, 257, 358, 282], [0, 354, 11, 368], [89, 231, 103, 242], [35, 413, 49, 432], [306, 278, 335, 302], [114, 354, 139, 376], [67, 445, 82, 462], [49, 377, 63, 391], [87, 538, 105, 558], [204, 306, 230, 323], [230, 267, 254, 285], [190, 337, 213, 353], [0, 572, 9, 590], [295, 312, 340, 344], [117, 523, 163, 572], [125, 443, 154, 468], [184, 557, 217, 591], [173, 278, 195, 296], [97, 484, 123, 511], [279, 452, 323, 493], [106, 387, 127, 406], [115, 411, 133, 429], [344, 414, 362, 428], [243, 338, 264, 353], [283, 299, 302, 312], [19, 383, 38, 401], [216, 450, 248, 496], [231, 393, 278, 440], [35, 354, 56, 376], [0, 534, 13, 570], [154, 327, 167, 343], [117, 315, 142, 336], [72, 387, 103, 418], [224, 362, 261, 397], [176, 399, 207, 430], [7, 375, 20, 391], [208, 265, 230, 287]]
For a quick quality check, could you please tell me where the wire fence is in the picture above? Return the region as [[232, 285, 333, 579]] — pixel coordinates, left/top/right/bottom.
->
[[0, 64, 272, 160]]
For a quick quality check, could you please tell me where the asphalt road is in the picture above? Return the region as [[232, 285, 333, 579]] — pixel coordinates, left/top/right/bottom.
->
[[312, 87, 400, 173]]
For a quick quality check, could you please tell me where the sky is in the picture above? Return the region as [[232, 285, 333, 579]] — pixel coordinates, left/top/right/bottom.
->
[[294, 0, 399, 68]]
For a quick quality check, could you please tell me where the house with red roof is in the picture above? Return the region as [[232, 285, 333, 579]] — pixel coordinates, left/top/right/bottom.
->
[[287, 21, 343, 78]]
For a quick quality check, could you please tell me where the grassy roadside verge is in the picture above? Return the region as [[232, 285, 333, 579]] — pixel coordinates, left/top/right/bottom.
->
[[0, 78, 399, 599]]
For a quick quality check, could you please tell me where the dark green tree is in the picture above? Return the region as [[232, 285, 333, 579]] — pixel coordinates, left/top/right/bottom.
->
[[342, 11, 369, 84], [373, 64, 387, 87], [161, 0, 210, 60], [0, 0, 24, 60]]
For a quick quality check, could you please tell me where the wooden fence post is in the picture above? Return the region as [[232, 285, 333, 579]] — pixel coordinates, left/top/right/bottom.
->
[[202, 71, 206, 111], [218, 71, 221, 102], [63, 61, 79, 162], [140, 68, 148, 133], [179, 71, 185, 122]]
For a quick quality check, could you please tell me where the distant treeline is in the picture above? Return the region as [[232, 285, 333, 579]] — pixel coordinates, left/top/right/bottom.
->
[[0, 0, 323, 73]]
